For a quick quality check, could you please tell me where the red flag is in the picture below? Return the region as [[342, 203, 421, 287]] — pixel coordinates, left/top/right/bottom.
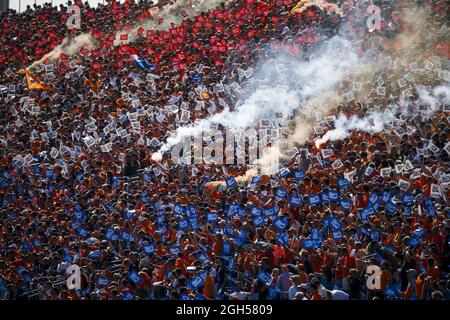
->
[[137, 27, 145, 36], [118, 45, 131, 55], [92, 62, 101, 70], [120, 34, 128, 41], [93, 30, 104, 39]]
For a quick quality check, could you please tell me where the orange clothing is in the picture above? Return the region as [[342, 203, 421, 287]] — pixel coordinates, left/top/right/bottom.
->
[[203, 274, 216, 299]]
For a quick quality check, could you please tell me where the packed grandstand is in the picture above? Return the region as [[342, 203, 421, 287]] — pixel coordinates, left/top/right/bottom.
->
[[0, 0, 449, 300]]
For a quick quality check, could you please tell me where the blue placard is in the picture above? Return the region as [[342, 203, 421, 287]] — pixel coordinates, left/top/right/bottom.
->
[[340, 199, 352, 211], [370, 231, 380, 241], [263, 206, 277, 216], [369, 193, 379, 205], [157, 214, 165, 224], [122, 292, 133, 300], [144, 172, 151, 183], [224, 224, 235, 237], [273, 217, 289, 231], [310, 227, 322, 241], [289, 194, 302, 206], [74, 210, 85, 221], [275, 187, 288, 200], [321, 191, 330, 203], [328, 190, 339, 202], [403, 206, 412, 216], [189, 217, 199, 230], [124, 209, 136, 220], [360, 206, 375, 221], [386, 201, 397, 214], [277, 232, 289, 246], [408, 235, 421, 247], [401, 194, 414, 205], [188, 276, 204, 291], [332, 229, 344, 241], [206, 212, 219, 223], [121, 231, 132, 242], [88, 250, 101, 261], [78, 226, 89, 238], [307, 194, 321, 206], [358, 226, 371, 237], [226, 204, 239, 217], [250, 175, 261, 184], [187, 205, 197, 218], [371, 200, 381, 212], [302, 239, 315, 250], [173, 203, 185, 215], [192, 74, 203, 84], [256, 271, 272, 285], [98, 276, 109, 287], [179, 219, 188, 229], [250, 205, 262, 216], [226, 176, 237, 189], [381, 191, 391, 203], [223, 242, 232, 255], [127, 271, 141, 284], [252, 215, 265, 226], [233, 236, 244, 247], [328, 216, 342, 230], [22, 241, 31, 252], [169, 246, 180, 255], [337, 178, 349, 188], [292, 169, 305, 180], [279, 168, 290, 178], [143, 244, 155, 255]]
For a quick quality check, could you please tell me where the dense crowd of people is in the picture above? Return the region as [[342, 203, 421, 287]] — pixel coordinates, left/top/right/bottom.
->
[[0, 0, 449, 300]]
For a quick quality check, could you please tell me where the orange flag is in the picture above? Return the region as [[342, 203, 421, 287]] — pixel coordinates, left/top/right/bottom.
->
[[25, 69, 51, 91]]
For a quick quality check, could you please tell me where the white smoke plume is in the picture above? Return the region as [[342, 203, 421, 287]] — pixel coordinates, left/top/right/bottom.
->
[[28, 34, 97, 70], [314, 82, 450, 147], [152, 36, 365, 162]]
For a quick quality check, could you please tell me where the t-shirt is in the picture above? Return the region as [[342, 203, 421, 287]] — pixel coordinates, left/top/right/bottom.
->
[[288, 285, 303, 300]]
